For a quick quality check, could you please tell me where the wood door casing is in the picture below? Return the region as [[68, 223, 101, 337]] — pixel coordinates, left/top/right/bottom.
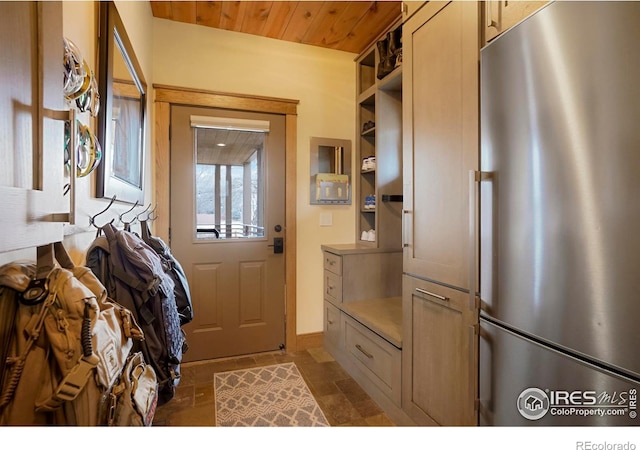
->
[[170, 105, 286, 361], [153, 86, 299, 353]]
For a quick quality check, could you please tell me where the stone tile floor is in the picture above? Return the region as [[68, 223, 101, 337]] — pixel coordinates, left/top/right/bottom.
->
[[152, 347, 395, 427]]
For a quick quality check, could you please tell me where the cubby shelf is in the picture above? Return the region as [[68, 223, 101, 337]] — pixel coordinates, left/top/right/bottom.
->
[[355, 17, 403, 250]]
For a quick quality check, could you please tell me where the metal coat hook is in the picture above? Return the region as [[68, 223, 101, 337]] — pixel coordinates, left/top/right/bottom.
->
[[136, 203, 152, 222], [89, 195, 117, 229], [146, 203, 158, 222], [119, 200, 139, 225]]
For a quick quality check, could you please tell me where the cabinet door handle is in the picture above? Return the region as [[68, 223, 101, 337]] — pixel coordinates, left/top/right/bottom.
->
[[415, 287, 448, 302], [402, 210, 411, 248], [486, 1, 500, 29], [355, 344, 373, 359], [327, 319, 334, 325]]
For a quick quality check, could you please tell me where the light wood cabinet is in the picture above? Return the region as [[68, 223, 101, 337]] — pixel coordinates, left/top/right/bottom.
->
[[321, 244, 412, 424], [401, 0, 480, 426], [402, 276, 477, 425], [402, 0, 479, 291], [0, 2, 67, 253], [402, 2, 427, 22], [321, 245, 402, 308], [483, 1, 548, 45], [355, 18, 403, 249], [323, 300, 342, 348]]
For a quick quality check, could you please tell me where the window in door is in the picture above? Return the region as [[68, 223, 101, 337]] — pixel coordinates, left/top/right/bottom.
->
[[194, 124, 265, 240]]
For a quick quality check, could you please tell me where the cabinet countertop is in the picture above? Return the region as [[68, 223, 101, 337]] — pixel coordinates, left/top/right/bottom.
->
[[321, 243, 402, 255], [341, 296, 402, 349]]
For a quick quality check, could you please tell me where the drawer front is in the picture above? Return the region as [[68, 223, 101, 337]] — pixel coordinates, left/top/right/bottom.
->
[[324, 301, 342, 346], [323, 252, 342, 275], [407, 276, 472, 316], [323, 270, 343, 304], [344, 316, 402, 404]]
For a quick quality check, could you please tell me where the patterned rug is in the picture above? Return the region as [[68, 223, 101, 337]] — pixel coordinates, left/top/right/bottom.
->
[[214, 362, 330, 426]]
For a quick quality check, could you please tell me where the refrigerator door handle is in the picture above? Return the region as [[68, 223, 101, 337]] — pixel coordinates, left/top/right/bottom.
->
[[469, 170, 477, 311], [469, 323, 479, 417], [469, 170, 493, 311]]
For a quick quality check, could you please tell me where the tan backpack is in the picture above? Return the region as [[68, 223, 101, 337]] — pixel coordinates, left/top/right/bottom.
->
[[0, 242, 156, 425]]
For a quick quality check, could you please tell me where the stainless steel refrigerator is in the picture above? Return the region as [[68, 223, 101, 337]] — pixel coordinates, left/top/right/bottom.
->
[[479, 1, 640, 426]]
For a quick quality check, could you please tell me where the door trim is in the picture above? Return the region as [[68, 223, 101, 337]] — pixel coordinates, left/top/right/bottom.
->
[[153, 84, 299, 353]]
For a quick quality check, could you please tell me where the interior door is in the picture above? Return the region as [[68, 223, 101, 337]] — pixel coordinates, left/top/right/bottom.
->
[[170, 105, 286, 362]]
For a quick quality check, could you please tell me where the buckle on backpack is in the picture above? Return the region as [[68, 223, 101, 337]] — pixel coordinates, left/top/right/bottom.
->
[[147, 276, 161, 297], [36, 354, 100, 412]]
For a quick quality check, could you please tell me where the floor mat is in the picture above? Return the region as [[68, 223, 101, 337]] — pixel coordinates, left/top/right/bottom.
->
[[214, 362, 330, 426]]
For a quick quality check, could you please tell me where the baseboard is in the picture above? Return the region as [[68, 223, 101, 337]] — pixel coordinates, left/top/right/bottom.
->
[[295, 332, 323, 351]]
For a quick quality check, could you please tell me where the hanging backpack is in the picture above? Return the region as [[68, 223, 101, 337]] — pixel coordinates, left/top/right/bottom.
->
[[0, 242, 155, 426], [140, 219, 193, 326], [86, 222, 185, 406]]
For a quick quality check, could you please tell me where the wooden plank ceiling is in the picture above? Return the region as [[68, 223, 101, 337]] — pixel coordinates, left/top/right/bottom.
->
[[150, 1, 402, 54], [196, 128, 263, 166]]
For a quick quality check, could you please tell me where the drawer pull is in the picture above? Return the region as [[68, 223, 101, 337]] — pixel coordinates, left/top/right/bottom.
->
[[415, 288, 449, 302], [355, 344, 373, 359], [327, 319, 334, 325], [327, 259, 336, 266]]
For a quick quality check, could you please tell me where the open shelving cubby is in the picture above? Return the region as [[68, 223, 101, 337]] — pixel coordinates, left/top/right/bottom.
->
[[355, 17, 403, 249]]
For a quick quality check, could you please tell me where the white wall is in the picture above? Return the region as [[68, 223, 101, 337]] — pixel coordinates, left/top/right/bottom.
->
[[152, 18, 358, 335], [60, 1, 155, 261]]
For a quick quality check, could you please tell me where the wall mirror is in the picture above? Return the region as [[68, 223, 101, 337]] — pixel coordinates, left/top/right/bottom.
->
[[96, 1, 146, 204], [309, 137, 351, 205]]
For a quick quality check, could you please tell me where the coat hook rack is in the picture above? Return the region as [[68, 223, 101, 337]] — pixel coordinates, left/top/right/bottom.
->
[[136, 203, 152, 222], [89, 195, 117, 229]]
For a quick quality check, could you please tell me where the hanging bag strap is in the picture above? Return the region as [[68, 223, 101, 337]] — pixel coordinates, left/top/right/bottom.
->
[[53, 241, 75, 270], [140, 219, 151, 243], [0, 286, 18, 397], [19, 244, 55, 306]]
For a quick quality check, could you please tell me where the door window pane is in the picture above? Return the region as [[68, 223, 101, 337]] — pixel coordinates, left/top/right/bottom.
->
[[195, 127, 264, 240]]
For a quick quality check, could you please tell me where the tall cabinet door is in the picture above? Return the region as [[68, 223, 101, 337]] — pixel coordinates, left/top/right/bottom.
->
[[403, 275, 477, 425], [402, 0, 479, 291], [0, 2, 65, 253]]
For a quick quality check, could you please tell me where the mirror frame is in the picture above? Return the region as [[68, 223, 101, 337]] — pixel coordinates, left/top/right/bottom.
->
[[96, 1, 146, 204]]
